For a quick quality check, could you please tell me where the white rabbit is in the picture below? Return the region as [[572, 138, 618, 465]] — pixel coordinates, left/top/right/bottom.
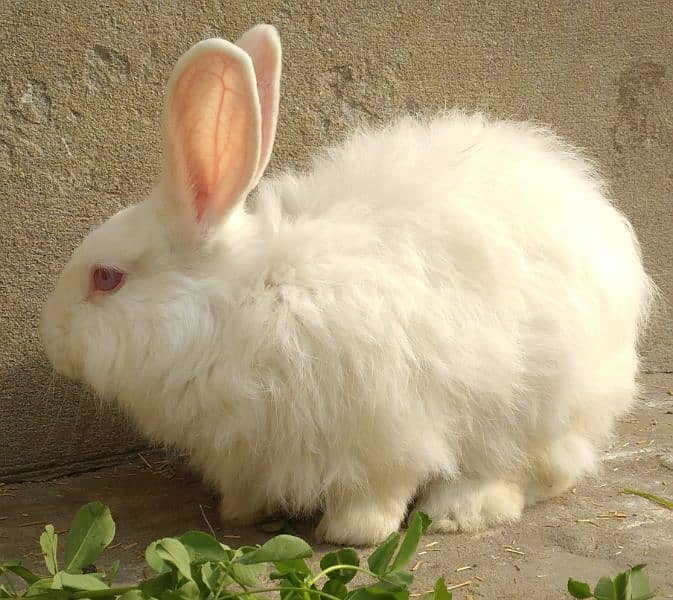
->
[[40, 24, 654, 546]]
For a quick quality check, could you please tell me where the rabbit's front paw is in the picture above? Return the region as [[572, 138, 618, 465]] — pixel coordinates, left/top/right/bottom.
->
[[219, 497, 269, 527], [316, 503, 401, 547], [316, 481, 415, 546]]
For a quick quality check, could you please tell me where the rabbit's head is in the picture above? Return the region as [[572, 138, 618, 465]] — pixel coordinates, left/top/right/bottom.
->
[[40, 25, 281, 401]]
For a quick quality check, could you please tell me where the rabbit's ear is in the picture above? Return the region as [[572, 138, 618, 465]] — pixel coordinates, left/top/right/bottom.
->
[[163, 39, 261, 230], [236, 24, 281, 186]]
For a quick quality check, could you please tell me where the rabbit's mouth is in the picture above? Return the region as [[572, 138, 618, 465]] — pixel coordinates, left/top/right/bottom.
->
[[39, 297, 81, 382], [40, 329, 80, 381]]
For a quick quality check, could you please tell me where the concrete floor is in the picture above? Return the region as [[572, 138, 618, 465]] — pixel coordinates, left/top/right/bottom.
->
[[1, 373, 672, 599]]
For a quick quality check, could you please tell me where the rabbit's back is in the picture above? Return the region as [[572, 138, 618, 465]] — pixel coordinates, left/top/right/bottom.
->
[[261, 110, 650, 355]]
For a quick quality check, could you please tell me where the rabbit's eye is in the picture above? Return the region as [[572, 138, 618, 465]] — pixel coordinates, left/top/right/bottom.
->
[[92, 266, 125, 293]]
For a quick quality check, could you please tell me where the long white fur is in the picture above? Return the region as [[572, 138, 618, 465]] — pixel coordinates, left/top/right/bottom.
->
[[40, 25, 654, 546]]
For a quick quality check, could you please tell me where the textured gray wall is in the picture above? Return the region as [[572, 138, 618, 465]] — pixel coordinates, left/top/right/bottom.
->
[[1, 1, 671, 480]]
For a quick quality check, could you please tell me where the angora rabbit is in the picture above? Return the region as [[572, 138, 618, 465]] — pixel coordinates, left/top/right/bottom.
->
[[41, 24, 654, 545]]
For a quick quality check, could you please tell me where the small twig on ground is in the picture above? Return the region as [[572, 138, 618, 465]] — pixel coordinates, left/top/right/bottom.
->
[[455, 565, 475, 572], [576, 519, 600, 527], [446, 581, 472, 591], [199, 503, 217, 537], [137, 453, 153, 470]]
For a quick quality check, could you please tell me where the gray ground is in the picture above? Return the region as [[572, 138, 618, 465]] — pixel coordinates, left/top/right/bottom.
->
[[1, 373, 672, 599]]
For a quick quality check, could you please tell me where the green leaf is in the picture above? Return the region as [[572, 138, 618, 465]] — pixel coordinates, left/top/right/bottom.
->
[[105, 560, 120, 587], [188, 563, 208, 598], [594, 577, 617, 600], [178, 531, 230, 562], [259, 519, 289, 534], [154, 538, 193, 581], [51, 573, 63, 590], [0, 561, 40, 584], [430, 577, 452, 600], [40, 525, 59, 575], [272, 559, 312, 577], [198, 563, 214, 591], [390, 512, 430, 571], [348, 589, 377, 600], [0, 584, 9, 598], [280, 579, 302, 600], [381, 570, 413, 590], [120, 591, 145, 600], [140, 572, 175, 598], [614, 571, 630, 600], [58, 572, 109, 591], [629, 565, 655, 600], [231, 562, 265, 588], [320, 548, 360, 583], [324, 579, 348, 600], [199, 563, 233, 592], [145, 542, 169, 574], [25, 578, 55, 596], [27, 586, 69, 600], [349, 586, 408, 600], [367, 533, 400, 576], [237, 535, 313, 564], [64, 501, 116, 572], [568, 578, 593, 599], [161, 580, 200, 600]]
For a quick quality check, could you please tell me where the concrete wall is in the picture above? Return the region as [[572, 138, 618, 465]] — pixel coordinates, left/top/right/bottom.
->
[[1, 1, 671, 480]]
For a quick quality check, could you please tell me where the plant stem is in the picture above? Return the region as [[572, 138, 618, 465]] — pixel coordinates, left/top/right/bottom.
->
[[1, 574, 18, 597], [242, 587, 343, 600], [16, 586, 138, 600], [307, 565, 379, 587], [622, 488, 673, 510]]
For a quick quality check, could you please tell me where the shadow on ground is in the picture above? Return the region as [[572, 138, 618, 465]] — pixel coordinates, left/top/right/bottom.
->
[[0, 357, 144, 482]]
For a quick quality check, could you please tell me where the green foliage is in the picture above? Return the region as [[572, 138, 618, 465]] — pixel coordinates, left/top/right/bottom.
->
[[0, 504, 436, 600], [64, 502, 116, 573], [39, 526, 58, 577], [568, 565, 656, 600], [0, 503, 658, 600], [426, 578, 451, 600]]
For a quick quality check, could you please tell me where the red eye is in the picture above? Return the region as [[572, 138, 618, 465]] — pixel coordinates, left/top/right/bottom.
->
[[92, 266, 125, 292]]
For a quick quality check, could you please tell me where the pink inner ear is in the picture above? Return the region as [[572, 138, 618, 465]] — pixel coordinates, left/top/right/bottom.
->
[[168, 49, 260, 223]]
